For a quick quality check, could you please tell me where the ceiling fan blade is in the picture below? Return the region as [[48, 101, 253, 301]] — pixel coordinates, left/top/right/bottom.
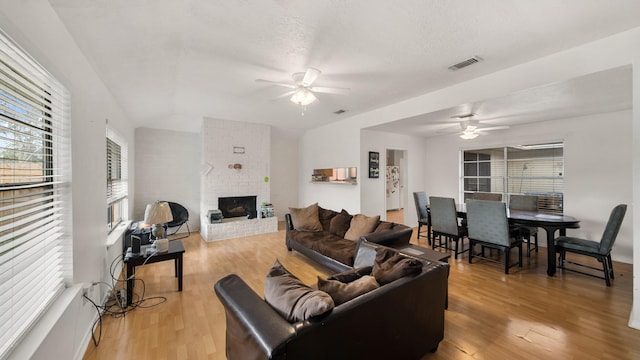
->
[[272, 90, 296, 100], [255, 79, 297, 89], [309, 86, 350, 95], [301, 68, 321, 87], [478, 126, 510, 132]]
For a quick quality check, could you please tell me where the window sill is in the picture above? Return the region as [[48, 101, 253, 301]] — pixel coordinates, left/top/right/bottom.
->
[[106, 220, 131, 249]]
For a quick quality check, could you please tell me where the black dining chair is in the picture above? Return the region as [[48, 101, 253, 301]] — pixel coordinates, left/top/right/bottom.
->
[[473, 192, 503, 201], [429, 196, 468, 259], [509, 194, 539, 257], [413, 192, 430, 245], [555, 204, 626, 286], [466, 200, 523, 274]]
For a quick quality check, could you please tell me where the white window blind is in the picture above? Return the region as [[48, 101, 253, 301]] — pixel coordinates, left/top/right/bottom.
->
[[106, 126, 127, 232], [0, 29, 71, 358], [462, 142, 564, 214]]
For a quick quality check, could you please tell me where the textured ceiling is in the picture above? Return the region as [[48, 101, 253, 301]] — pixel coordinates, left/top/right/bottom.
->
[[49, 0, 640, 133]]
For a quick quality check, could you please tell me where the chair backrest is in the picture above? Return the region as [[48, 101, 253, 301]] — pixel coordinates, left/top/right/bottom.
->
[[413, 192, 429, 220], [473, 192, 503, 202], [598, 204, 627, 254], [509, 194, 538, 211], [164, 201, 189, 227], [429, 196, 459, 235], [466, 200, 510, 246]]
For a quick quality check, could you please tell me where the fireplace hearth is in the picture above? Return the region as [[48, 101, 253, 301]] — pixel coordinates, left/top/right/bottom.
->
[[218, 196, 257, 219]]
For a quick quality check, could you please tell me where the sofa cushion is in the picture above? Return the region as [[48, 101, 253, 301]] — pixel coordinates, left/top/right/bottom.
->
[[289, 203, 323, 232], [374, 221, 393, 232], [328, 266, 373, 283], [264, 260, 334, 322], [345, 214, 381, 241], [317, 275, 380, 305], [329, 210, 353, 238], [372, 249, 423, 285], [318, 206, 338, 232]]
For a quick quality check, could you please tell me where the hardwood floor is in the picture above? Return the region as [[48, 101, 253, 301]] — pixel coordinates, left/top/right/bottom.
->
[[83, 226, 639, 359]]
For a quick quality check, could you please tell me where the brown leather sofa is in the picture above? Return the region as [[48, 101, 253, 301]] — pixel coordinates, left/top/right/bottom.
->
[[285, 212, 413, 273], [214, 242, 448, 360]]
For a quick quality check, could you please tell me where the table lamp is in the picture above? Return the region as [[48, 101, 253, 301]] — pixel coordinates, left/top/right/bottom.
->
[[144, 201, 173, 252]]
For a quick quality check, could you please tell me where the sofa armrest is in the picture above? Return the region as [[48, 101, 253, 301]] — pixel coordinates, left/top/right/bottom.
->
[[285, 213, 294, 230], [214, 274, 296, 359], [360, 226, 412, 247]]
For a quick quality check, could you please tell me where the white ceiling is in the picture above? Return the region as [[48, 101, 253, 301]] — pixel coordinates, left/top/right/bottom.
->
[[48, 0, 640, 134]]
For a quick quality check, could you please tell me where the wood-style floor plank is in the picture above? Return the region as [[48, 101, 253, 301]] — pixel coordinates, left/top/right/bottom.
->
[[83, 225, 639, 360]]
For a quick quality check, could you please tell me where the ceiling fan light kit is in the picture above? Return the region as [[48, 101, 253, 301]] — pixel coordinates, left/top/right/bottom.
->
[[460, 131, 479, 140], [290, 88, 316, 106]]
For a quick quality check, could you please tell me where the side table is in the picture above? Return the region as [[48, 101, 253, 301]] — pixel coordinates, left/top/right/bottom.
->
[[123, 239, 185, 306]]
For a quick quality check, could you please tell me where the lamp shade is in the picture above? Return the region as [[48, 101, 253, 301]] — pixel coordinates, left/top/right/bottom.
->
[[144, 201, 174, 225], [290, 88, 316, 106]]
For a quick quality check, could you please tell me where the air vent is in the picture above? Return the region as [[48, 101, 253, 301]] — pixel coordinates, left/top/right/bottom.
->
[[448, 56, 483, 71], [333, 109, 346, 114]]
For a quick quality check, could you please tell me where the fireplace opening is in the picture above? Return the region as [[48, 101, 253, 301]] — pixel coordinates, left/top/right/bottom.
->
[[218, 196, 257, 219]]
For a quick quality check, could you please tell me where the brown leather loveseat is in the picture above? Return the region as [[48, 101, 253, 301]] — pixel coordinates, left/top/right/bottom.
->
[[214, 241, 448, 360]]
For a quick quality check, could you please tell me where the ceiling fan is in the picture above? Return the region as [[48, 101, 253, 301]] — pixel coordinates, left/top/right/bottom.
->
[[454, 114, 509, 139], [255, 68, 348, 113]]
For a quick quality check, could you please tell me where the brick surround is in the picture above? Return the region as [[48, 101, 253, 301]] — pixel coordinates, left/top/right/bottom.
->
[[200, 118, 277, 241]]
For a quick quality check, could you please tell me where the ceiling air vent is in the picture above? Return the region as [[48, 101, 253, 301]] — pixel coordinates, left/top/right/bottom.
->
[[333, 109, 346, 115], [448, 56, 483, 71]]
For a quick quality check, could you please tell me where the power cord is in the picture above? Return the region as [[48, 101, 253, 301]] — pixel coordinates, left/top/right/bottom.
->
[[85, 252, 167, 347]]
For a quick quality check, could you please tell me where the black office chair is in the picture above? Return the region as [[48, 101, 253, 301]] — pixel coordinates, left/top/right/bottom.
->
[[162, 201, 191, 239], [413, 192, 430, 245], [556, 204, 627, 286]]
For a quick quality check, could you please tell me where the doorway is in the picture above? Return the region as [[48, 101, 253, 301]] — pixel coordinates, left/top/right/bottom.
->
[[385, 149, 408, 224]]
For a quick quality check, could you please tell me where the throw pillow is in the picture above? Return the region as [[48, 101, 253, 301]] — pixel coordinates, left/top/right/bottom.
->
[[374, 221, 393, 232], [372, 249, 423, 285], [317, 275, 380, 305], [318, 206, 337, 231], [264, 260, 334, 322], [329, 209, 353, 238], [327, 266, 373, 283], [344, 214, 381, 241], [288, 203, 323, 232]]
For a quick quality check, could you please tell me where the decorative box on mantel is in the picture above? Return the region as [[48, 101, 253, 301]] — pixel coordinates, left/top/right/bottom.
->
[[201, 215, 278, 242]]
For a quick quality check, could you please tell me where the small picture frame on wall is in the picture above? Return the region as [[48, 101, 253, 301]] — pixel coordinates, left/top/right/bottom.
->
[[368, 151, 379, 178]]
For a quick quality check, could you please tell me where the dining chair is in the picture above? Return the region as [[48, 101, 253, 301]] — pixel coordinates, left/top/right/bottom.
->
[[509, 194, 539, 257], [429, 196, 468, 259], [555, 204, 627, 286], [473, 192, 503, 201], [413, 192, 430, 245], [466, 200, 523, 274]]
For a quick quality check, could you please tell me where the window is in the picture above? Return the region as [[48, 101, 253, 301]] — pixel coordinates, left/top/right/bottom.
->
[[0, 30, 71, 357], [106, 126, 127, 232], [462, 142, 564, 213]]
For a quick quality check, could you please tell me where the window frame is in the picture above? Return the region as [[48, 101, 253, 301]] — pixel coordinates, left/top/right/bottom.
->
[[461, 142, 564, 214]]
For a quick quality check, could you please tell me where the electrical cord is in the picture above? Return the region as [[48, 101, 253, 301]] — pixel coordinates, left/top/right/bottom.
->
[[85, 250, 168, 347]]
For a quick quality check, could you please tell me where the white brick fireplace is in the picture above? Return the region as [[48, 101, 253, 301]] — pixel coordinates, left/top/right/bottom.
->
[[200, 118, 277, 241]]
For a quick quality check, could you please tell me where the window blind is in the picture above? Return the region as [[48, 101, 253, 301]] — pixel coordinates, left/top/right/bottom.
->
[[0, 29, 71, 358], [462, 142, 564, 214], [106, 126, 127, 232]]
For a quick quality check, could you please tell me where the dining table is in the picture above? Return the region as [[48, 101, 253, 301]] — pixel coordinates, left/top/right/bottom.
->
[[429, 204, 580, 276]]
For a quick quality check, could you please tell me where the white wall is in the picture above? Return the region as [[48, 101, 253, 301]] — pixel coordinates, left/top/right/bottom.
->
[[270, 128, 300, 218], [424, 110, 633, 263], [0, 1, 136, 359], [134, 127, 201, 232], [299, 120, 363, 213], [360, 130, 426, 225]]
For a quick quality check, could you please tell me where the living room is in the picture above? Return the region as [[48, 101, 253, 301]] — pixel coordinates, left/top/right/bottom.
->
[[1, 1, 640, 359]]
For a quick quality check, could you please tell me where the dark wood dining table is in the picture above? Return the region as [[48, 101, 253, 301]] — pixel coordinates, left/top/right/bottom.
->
[[505, 210, 580, 276], [429, 205, 580, 276]]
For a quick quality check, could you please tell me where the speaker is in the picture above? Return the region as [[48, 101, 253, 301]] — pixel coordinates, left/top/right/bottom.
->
[[131, 235, 141, 254]]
